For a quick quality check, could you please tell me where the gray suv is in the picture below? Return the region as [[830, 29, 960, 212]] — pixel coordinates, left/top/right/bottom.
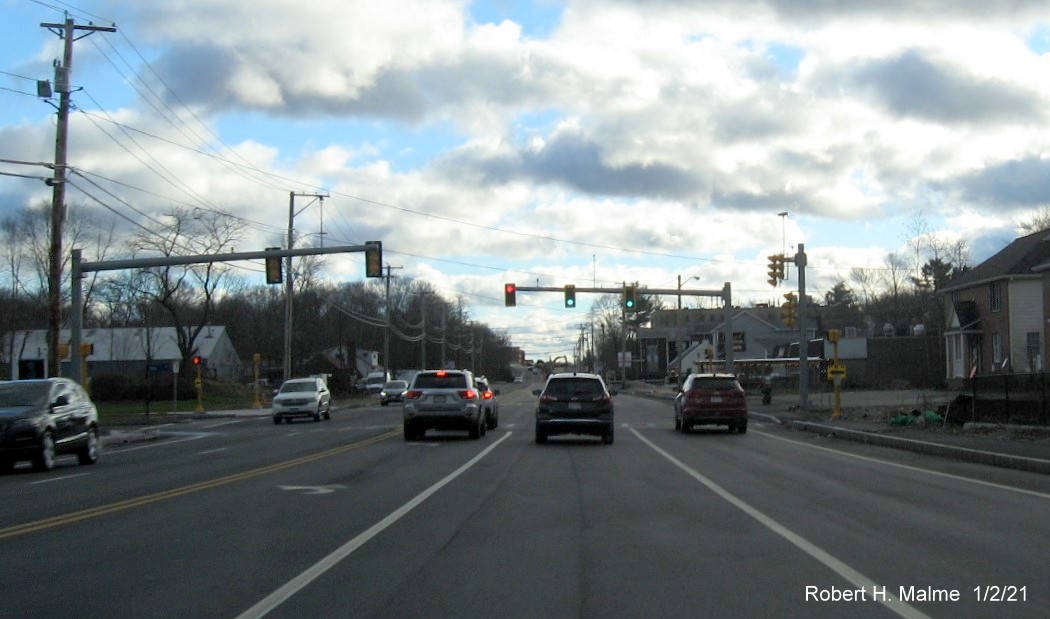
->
[[403, 370, 485, 440], [533, 372, 616, 444]]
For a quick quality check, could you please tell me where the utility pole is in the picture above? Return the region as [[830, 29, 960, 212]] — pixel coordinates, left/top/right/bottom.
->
[[41, 16, 115, 378], [383, 263, 402, 373], [796, 243, 809, 410], [283, 191, 327, 381]]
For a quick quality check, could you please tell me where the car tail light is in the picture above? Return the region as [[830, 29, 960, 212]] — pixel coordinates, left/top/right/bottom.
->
[[405, 390, 424, 400], [482, 391, 493, 400], [591, 394, 610, 404], [539, 393, 557, 404], [458, 389, 477, 399]]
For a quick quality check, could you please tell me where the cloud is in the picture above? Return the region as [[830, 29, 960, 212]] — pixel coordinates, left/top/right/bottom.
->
[[953, 157, 1050, 208], [845, 49, 1044, 125]]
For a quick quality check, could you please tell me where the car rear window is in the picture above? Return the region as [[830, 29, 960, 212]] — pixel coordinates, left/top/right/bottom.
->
[[545, 378, 604, 397], [413, 373, 468, 389], [690, 378, 740, 390]]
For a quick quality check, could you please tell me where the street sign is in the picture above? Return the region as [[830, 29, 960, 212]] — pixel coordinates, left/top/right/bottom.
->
[[827, 364, 846, 379]]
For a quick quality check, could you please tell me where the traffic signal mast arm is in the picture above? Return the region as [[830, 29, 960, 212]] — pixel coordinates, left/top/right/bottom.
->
[[506, 284, 732, 305]]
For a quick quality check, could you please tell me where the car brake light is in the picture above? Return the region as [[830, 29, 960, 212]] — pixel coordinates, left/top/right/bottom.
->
[[405, 390, 424, 400], [539, 393, 556, 404], [458, 389, 477, 399], [592, 394, 610, 404], [482, 391, 493, 400], [436, 370, 447, 377]]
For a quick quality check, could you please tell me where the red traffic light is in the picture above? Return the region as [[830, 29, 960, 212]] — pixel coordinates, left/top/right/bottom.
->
[[192, 355, 202, 365], [504, 283, 517, 307]]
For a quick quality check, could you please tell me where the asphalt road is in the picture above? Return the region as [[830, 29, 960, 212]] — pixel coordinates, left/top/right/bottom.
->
[[1, 381, 1047, 618]]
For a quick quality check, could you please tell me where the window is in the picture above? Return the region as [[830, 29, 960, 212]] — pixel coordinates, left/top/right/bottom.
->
[[1026, 332, 1042, 371], [989, 282, 1002, 312], [992, 332, 1003, 365]]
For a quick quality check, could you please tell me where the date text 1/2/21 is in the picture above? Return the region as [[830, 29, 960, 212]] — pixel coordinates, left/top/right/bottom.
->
[[973, 586, 1026, 602]]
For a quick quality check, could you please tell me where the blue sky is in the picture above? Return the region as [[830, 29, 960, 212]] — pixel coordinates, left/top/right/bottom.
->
[[3, 0, 1050, 359]]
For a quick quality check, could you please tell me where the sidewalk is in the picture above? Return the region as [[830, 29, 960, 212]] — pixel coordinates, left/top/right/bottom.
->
[[627, 382, 1050, 475]]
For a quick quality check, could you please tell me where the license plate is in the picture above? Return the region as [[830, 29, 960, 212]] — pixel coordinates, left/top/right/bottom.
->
[[433, 395, 446, 404], [568, 403, 582, 410], [710, 396, 722, 403]]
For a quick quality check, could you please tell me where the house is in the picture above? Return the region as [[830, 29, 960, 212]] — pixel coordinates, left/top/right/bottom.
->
[[638, 306, 820, 379], [940, 229, 1050, 379], [3, 326, 243, 382]]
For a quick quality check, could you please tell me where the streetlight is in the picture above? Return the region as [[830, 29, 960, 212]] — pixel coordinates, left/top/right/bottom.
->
[[676, 275, 700, 385]]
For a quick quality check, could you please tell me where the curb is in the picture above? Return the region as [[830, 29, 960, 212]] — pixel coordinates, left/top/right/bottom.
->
[[788, 420, 1050, 475]]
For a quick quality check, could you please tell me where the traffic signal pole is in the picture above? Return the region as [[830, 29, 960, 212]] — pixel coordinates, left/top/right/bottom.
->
[[796, 243, 809, 410]]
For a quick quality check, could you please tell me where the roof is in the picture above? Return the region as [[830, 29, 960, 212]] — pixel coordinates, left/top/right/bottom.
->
[[942, 229, 1050, 292]]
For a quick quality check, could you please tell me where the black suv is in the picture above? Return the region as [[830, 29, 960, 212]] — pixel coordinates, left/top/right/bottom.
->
[[0, 378, 101, 472], [533, 372, 616, 444]]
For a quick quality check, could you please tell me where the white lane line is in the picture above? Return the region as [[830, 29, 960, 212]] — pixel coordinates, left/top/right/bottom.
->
[[236, 431, 513, 619], [753, 429, 1050, 500], [198, 448, 228, 456], [632, 428, 930, 619], [202, 419, 244, 429], [30, 472, 91, 485]]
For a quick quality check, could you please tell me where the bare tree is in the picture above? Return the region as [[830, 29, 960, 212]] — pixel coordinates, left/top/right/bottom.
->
[[1018, 206, 1050, 235], [125, 207, 244, 374], [883, 252, 910, 312]]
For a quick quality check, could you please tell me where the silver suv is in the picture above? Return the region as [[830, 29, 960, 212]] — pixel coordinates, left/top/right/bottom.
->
[[403, 370, 485, 440], [272, 377, 331, 424]]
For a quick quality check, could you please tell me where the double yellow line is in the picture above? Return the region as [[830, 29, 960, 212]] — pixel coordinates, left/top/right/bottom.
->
[[0, 428, 400, 541]]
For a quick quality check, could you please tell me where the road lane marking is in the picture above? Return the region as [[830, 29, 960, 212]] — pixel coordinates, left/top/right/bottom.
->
[[236, 431, 513, 619], [753, 429, 1050, 500], [198, 448, 228, 455], [202, 419, 244, 429], [632, 428, 931, 619], [30, 472, 90, 485], [0, 428, 401, 541]]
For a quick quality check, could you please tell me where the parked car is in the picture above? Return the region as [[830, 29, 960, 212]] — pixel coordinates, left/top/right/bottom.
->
[[674, 373, 748, 433], [379, 380, 409, 406], [402, 369, 485, 440], [272, 377, 331, 423], [0, 378, 101, 472], [533, 372, 616, 444], [475, 376, 500, 430]]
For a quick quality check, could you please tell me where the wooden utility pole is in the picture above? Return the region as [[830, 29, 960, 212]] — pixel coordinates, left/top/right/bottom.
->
[[41, 17, 115, 378]]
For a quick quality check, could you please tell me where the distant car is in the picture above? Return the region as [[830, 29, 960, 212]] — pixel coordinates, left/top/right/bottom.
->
[[513, 375, 523, 383], [272, 377, 331, 423], [533, 372, 616, 444], [403, 369, 485, 440], [0, 378, 101, 472], [475, 377, 500, 430], [674, 373, 748, 433], [379, 380, 408, 406]]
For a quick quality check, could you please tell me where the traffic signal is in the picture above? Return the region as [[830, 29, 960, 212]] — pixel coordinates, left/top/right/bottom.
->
[[504, 283, 517, 307], [265, 247, 283, 284], [766, 253, 784, 287], [782, 292, 797, 327], [192, 355, 202, 366], [564, 285, 576, 308], [624, 285, 637, 311], [364, 241, 383, 278]]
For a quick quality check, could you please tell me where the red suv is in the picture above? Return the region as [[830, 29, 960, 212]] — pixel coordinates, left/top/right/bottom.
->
[[674, 373, 747, 434]]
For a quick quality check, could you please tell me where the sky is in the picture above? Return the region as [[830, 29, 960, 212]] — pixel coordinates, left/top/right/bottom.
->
[[2, 0, 1050, 361]]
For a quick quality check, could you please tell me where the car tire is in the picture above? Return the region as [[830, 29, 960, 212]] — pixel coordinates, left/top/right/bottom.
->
[[77, 426, 100, 465], [33, 430, 56, 472], [602, 430, 614, 445], [469, 418, 481, 439], [313, 407, 322, 422], [737, 422, 748, 434], [535, 429, 547, 444], [0, 458, 14, 473], [381, 401, 388, 406], [674, 415, 681, 431], [273, 416, 281, 425], [404, 421, 421, 441], [681, 420, 691, 434], [323, 407, 332, 420]]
